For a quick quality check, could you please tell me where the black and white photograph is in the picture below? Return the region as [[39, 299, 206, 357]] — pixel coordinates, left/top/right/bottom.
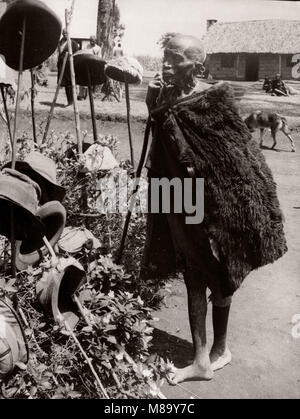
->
[[0, 0, 299, 402]]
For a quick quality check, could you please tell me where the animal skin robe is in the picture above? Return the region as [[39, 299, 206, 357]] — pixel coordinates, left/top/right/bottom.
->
[[142, 82, 287, 297]]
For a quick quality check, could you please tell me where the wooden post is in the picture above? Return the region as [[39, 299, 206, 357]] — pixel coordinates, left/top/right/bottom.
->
[[125, 81, 135, 170], [65, 6, 83, 155], [10, 17, 26, 278], [42, 52, 68, 144], [87, 68, 98, 142], [30, 68, 37, 143], [12, 18, 26, 169]]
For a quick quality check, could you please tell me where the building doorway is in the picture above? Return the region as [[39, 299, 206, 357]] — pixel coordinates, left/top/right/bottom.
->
[[245, 54, 259, 81]]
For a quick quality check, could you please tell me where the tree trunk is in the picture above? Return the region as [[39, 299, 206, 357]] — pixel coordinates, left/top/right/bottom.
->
[[97, 0, 119, 60]]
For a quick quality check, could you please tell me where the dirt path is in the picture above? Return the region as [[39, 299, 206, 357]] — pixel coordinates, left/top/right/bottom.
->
[[153, 133, 300, 399]]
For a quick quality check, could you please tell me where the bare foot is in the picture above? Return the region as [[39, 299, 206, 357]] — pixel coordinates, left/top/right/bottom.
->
[[210, 347, 232, 372], [169, 363, 214, 385]]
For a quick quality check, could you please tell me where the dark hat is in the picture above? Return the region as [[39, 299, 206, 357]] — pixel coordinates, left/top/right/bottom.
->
[[0, 168, 44, 241], [0, 0, 62, 70], [16, 201, 66, 270], [36, 258, 86, 330], [105, 56, 143, 84], [73, 51, 107, 86], [3, 152, 66, 205], [0, 298, 29, 378]]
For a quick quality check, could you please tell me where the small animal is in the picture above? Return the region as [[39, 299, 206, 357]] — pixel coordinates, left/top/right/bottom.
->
[[244, 111, 296, 152]]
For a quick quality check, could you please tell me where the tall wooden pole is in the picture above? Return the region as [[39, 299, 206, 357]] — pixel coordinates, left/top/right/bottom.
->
[[12, 18, 26, 169], [42, 52, 68, 144], [30, 68, 37, 143], [10, 17, 26, 278], [87, 68, 98, 142], [65, 5, 83, 155]]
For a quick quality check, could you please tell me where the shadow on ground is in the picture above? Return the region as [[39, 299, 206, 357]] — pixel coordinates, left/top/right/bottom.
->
[[151, 328, 193, 368]]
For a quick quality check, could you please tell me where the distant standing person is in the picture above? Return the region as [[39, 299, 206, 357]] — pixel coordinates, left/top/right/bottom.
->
[[86, 36, 102, 57], [57, 29, 80, 106]]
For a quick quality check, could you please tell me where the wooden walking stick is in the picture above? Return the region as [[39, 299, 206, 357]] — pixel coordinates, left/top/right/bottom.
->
[[30, 68, 37, 143], [42, 52, 68, 144], [124, 79, 135, 170], [115, 117, 151, 264], [65, 2, 83, 155]]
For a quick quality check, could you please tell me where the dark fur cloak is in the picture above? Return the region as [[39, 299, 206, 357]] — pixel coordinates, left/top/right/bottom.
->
[[141, 82, 287, 296]]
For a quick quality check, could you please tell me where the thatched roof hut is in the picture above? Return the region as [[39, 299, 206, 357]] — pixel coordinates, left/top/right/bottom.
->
[[204, 19, 300, 81], [204, 20, 300, 54]]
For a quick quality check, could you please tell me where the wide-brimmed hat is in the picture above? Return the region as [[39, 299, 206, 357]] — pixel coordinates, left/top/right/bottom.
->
[[105, 56, 143, 85], [0, 0, 62, 71], [4, 152, 66, 205], [0, 168, 44, 241], [73, 51, 107, 87], [16, 201, 66, 270], [0, 298, 29, 378], [36, 258, 86, 330]]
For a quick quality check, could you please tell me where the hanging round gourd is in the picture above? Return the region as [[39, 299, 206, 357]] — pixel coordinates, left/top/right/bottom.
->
[[73, 51, 107, 142], [105, 57, 144, 169], [0, 0, 62, 70]]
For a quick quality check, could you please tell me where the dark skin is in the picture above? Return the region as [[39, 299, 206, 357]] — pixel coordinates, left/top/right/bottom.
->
[[147, 36, 232, 384]]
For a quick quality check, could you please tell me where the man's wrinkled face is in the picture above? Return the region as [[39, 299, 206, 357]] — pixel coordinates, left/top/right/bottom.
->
[[162, 35, 206, 85], [162, 49, 194, 84]]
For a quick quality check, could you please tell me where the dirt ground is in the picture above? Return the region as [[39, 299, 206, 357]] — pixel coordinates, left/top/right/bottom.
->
[[4, 72, 300, 399]]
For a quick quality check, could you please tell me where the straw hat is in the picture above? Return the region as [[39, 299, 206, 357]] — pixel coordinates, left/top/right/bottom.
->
[[4, 152, 66, 205], [16, 201, 66, 270], [105, 56, 143, 85], [73, 51, 107, 87], [0, 0, 62, 71], [0, 298, 29, 379], [0, 168, 44, 241], [36, 258, 86, 330]]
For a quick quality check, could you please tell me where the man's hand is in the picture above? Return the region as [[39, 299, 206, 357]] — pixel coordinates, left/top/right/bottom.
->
[[146, 73, 164, 111]]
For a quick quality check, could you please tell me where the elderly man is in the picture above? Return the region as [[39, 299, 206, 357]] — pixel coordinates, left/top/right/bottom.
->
[[141, 34, 287, 385]]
